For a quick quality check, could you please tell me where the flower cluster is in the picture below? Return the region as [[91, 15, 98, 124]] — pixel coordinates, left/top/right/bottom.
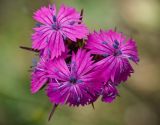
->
[[26, 4, 139, 118]]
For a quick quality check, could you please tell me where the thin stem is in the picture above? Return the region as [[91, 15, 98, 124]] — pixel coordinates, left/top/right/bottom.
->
[[48, 104, 58, 121], [20, 46, 39, 53], [114, 26, 117, 32], [91, 102, 95, 110], [79, 9, 84, 23]]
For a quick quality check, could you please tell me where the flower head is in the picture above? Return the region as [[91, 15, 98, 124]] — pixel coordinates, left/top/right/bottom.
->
[[86, 29, 139, 84], [31, 58, 53, 93], [46, 49, 102, 106], [101, 81, 119, 103], [32, 4, 88, 59], [21, 3, 141, 121]]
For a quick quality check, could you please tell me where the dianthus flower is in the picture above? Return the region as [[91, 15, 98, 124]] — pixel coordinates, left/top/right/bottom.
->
[[20, 3, 140, 121], [101, 81, 119, 103], [31, 58, 52, 93], [86, 29, 139, 84], [31, 49, 102, 106], [32, 4, 88, 59], [46, 49, 102, 106]]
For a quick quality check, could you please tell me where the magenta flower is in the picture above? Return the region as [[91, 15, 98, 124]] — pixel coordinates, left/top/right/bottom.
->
[[19, 3, 142, 121], [32, 4, 88, 59], [101, 81, 119, 103], [86, 29, 139, 84], [31, 57, 57, 93], [46, 49, 102, 106]]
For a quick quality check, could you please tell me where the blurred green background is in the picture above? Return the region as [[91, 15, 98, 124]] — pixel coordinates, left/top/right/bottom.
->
[[0, 0, 160, 125]]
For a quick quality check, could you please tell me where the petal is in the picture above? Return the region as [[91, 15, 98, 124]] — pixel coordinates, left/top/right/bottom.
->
[[33, 4, 56, 25], [57, 5, 80, 24], [121, 39, 139, 63], [32, 26, 51, 49], [31, 58, 49, 93], [46, 81, 100, 106], [86, 31, 114, 55], [62, 24, 88, 41], [101, 82, 118, 103], [41, 31, 65, 59], [57, 5, 88, 41]]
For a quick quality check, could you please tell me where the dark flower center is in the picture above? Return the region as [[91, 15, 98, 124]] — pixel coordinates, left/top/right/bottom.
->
[[114, 50, 122, 56], [70, 77, 77, 84], [112, 40, 122, 56], [53, 15, 57, 22], [52, 24, 60, 30], [113, 40, 119, 49], [51, 15, 61, 31]]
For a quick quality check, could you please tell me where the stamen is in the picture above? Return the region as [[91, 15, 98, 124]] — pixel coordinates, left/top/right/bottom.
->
[[35, 22, 41, 27], [113, 43, 118, 49], [52, 24, 57, 30], [117, 50, 122, 55], [53, 15, 57, 22], [114, 50, 122, 56], [102, 54, 109, 57], [52, 23, 60, 30], [69, 21, 75, 25], [102, 41, 107, 45], [114, 40, 119, 45], [129, 56, 139, 62], [70, 76, 77, 84], [113, 40, 119, 49]]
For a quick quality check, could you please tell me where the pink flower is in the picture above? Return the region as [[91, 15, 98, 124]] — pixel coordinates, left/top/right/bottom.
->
[[46, 49, 102, 106], [86, 29, 139, 84], [101, 81, 119, 103], [32, 4, 88, 59], [31, 58, 53, 93]]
